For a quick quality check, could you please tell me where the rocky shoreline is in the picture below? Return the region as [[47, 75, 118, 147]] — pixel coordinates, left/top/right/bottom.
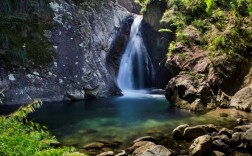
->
[[76, 108, 252, 156]]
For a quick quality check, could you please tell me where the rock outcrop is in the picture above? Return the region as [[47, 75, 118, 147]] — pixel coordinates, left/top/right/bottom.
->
[[164, 26, 251, 111], [116, 0, 141, 14], [139, 0, 252, 112], [0, 0, 133, 105], [140, 0, 173, 89], [230, 84, 252, 112], [130, 136, 175, 156], [172, 124, 252, 155]]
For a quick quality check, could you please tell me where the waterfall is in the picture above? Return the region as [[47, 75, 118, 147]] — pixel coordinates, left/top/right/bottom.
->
[[117, 16, 154, 91]]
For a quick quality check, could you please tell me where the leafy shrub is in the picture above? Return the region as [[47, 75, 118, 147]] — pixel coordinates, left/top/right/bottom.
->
[[204, 0, 215, 13], [158, 0, 252, 57], [176, 31, 190, 44], [213, 35, 225, 48], [0, 100, 86, 156], [192, 19, 207, 32]]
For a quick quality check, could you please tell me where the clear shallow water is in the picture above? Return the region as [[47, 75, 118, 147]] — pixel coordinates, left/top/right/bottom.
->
[[28, 90, 252, 151], [29, 90, 191, 147]]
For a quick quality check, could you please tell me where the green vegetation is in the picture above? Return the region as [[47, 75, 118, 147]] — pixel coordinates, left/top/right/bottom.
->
[[167, 41, 176, 57], [204, 0, 214, 13], [0, 100, 85, 156], [158, 0, 252, 58], [178, 52, 186, 60], [0, 0, 55, 68], [0, 89, 4, 104], [134, 0, 152, 13]]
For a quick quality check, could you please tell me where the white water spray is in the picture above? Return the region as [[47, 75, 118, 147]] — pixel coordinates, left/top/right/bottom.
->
[[117, 16, 153, 91]]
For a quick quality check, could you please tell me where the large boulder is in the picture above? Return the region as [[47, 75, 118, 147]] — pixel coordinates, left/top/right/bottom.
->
[[231, 132, 245, 146], [184, 125, 218, 141], [188, 135, 212, 156], [218, 128, 233, 138], [234, 125, 252, 132], [164, 22, 251, 111], [212, 139, 234, 154], [165, 43, 217, 112], [133, 136, 158, 144], [242, 128, 252, 151], [132, 142, 156, 155], [133, 144, 174, 156], [172, 124, 189, 140], [130, 141, 153, 153], [230, 84, 252, 111]]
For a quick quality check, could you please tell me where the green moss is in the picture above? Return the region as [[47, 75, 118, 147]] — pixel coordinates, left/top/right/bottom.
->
[[192, 19, 207, 32], [176, 31, 190, 44], [167, 41, 176, 57], [213, 35, 225, 48], [179, 52, 186, 60]]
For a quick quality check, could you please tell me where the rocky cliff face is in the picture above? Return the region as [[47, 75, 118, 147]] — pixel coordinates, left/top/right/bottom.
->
[[165, 37, 251, 111], [0, 0, 132, 105], [141, 0, 252, 112], [116, 0, 141, 14], [140, 0, 173, 89]]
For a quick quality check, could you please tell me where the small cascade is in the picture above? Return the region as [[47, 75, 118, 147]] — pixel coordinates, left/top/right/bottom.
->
[[117, 16, 154, 91]]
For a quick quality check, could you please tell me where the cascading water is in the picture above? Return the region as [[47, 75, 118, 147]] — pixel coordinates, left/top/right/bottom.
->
[[117, 16, 154, 90]]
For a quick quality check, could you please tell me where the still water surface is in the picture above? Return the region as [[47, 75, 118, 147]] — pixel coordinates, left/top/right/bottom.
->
[[28, 90, 251, 150]]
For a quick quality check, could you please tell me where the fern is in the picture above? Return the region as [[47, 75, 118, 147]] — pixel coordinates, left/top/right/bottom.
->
[[159, 29, 173, 33], [10, 100, 42, 119], [204, 0, 214, 13], [0, 89, 4, 104]]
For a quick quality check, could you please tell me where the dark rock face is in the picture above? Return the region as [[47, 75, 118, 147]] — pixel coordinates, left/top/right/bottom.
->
[[141, 21, 173, 89], [106, 15, 134, 79], [0, 0, 132, 105], [143, 0, 167, 31], [140, 0, 173, 89], [116, 0, 141, 14]]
